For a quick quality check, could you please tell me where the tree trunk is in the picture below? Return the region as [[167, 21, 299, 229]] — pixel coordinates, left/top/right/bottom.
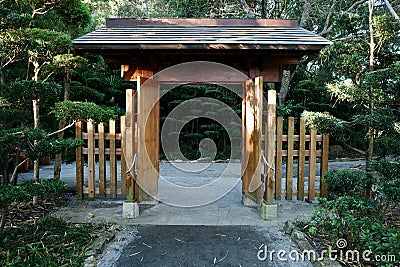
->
[[367, 0, 375, 166], [261, 0, 266, 18], [33, 99, 40, 181], [0, 67, 4, 86], [0, 208, 7, 233], [2, 156, 9, 185], [53, 67, 71, 180], [366, 0, 376, 198], [239, 0, 255, 18], [278, 70, 291, 106], [299, 0, 310, 28]]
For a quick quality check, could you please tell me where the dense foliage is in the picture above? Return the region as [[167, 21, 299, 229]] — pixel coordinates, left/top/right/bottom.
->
[[299, 158, 400, 266]]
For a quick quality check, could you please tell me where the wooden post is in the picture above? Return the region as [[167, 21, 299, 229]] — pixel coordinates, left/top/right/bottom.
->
[[320, 133, 329, 197], [264, 90, 276, 204], [98, 123, 106, 198], [109, 120, 117, 198], [75, 121, 84, 200], [87, 120, 95, 198], [286, 117, 294, 200], [120, 116, 127, 197], [242, 77, 263, 205], [241, 82, 246, 195], [137, 77, 160, 203], [308, 129, 317, 202], [275, 117, 283, 200], [298, 118, 306, 200], [125, 89, 136, 201]]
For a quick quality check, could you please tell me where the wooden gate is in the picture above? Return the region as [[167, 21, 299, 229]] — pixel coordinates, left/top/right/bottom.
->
[[75, 117, 128, 200], [263, 115, 329, 203]]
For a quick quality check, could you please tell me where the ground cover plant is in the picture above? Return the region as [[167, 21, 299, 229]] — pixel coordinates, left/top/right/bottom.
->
[[0, 179, 105, 266]]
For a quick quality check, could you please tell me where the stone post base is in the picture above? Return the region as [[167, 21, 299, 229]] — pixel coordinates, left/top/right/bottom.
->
[[260, 201, 277, 220], [122, 201, 139, 219]]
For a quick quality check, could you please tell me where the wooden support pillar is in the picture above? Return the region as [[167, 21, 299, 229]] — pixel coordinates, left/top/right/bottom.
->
[[125, 89, 136, 202], [264, 90, 276, 204], [137, 76, 160, 203], [242, 77, 263, 205]]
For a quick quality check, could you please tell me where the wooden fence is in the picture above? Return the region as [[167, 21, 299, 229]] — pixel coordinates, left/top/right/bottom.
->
[[75, 115, 328, 202], [274, 116, 329, 202], [75, 117, 127, 200]]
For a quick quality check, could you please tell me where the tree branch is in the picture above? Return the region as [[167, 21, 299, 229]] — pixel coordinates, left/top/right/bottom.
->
[[346, 0, 368, 13], [47, 120, 76, 137], [319, 0, 338, 36], [319, 25, 333, 36], [336, 139, 367, 156], [383, 0, 400, 20], [9, 158, 28, 185], [42, 70, 55, 83]]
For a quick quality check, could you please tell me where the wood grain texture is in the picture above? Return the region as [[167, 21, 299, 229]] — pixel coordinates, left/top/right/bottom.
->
[[264, 90, 276, 204], [98, 123, 106, 198], [75, 121, 84, 200]]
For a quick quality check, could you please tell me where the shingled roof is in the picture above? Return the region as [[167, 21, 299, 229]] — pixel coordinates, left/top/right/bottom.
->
[[73, 18, 331, 51]]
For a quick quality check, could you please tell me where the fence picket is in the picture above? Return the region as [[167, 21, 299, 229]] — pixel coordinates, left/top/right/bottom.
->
[[98, 123, 106, 198], [298, 118, 306, 200], [120, 116, 127, 197], [75, 121, 83, 200], [286, 117, 294, 200], [275, 117, 283, 200], [110, 119, 117, 198], [320, 133, 329, 197], [308, 129, 317, 202], [87, 120, 95, 198]]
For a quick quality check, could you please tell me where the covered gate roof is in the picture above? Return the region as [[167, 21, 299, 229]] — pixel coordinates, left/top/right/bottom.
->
[[73, 18, 331, 50], [73, 18, 331, 82]]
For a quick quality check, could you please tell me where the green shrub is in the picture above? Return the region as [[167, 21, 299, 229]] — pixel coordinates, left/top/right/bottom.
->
[[323, 169, 376, 199], [0, 179, 65, 209], [371, 158, 400, 205]]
